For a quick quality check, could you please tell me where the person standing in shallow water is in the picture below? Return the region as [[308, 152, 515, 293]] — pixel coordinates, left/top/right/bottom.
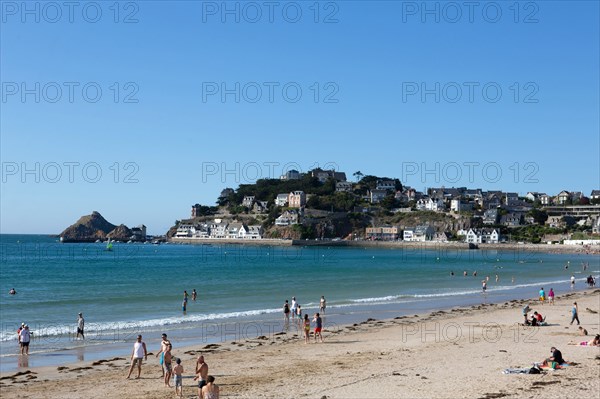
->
[[320, 296, 326, 313], [76, 312, 85, 339]]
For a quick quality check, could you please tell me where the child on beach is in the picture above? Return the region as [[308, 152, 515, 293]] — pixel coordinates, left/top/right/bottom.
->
[[173, 358, 184, 397]]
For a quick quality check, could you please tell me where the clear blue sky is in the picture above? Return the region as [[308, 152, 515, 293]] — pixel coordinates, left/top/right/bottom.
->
[[1, 1, 599, 234]]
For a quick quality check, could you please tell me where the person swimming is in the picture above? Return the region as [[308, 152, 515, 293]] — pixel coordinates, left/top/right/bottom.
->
[[8, 288, 16, 295]]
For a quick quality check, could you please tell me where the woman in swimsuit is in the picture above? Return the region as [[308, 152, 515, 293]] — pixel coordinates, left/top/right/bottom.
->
[[201, 375, 219, 399], [303, 314, 311, 344]]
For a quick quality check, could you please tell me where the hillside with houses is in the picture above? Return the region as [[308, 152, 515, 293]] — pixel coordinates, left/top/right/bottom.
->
[[170, 169, 600, 245]]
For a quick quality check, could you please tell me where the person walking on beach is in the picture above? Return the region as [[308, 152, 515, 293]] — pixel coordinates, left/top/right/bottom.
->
[[173, 358, 184, 398], [163, 344, 173, 387], [290, 297, 297, 318], [548, 288, 555, 305], [126, 335, 147, 379], [283, 300, 290, 322], [303, 314, 311, 344], [296, 305, 303, 326], [570, 302, 580, 325], [76, 313, 85, 340], [313, 313, 324, 342], [201, 375, 219, 399], [320, 296, 326, 313], [539, 288, 546, 304], [156, 333, 171, 378], [19, 324, 31, 355], [194, 355, 209, 397]]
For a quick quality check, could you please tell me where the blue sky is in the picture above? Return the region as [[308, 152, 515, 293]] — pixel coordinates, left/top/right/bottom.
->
[[1, 0, 599, 234]]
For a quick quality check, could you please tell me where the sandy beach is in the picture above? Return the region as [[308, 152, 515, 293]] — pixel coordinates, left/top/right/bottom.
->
[[2, 289, 598, 399]]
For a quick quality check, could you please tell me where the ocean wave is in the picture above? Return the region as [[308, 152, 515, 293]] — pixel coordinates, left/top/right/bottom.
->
[[0, 308, 283, 342]]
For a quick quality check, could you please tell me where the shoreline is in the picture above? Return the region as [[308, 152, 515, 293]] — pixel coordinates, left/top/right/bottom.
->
[[2, 289, 598, 398], [169, 237, 600, 254]]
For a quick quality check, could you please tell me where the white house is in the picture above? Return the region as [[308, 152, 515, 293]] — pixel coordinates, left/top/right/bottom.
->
[[209, 221, 228, 238], [242, 196, 255, 208], [175, 223, 194, 238], [275, 193, 289, 207], [465, 228, 499, 244], [275, 210, 299, 226], [403, 225, 434, 242], [416, 198, 445, 212], [226, 223, 244, 239], [246, 225, 263, 239]]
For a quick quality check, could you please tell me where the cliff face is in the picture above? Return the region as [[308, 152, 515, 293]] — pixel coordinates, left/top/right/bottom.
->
[[59, 211, 117, 242]]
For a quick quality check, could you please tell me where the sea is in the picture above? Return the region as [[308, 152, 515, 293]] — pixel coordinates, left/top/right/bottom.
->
[[1, 234, 598, 372]]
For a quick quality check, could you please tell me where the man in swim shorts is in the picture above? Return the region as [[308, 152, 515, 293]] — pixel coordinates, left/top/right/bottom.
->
[[156, 333, 171, 378], [313, 313, 324, 342], [194, 355, 209, 397], [163, 344, 173, 387]]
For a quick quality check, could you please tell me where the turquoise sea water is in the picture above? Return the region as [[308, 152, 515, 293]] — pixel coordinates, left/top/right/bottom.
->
[[1, 234, 598, 371]]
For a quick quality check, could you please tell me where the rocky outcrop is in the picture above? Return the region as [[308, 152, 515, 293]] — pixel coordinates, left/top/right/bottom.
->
[[107, 224, 133, 241], [59, 211, 116, 242]]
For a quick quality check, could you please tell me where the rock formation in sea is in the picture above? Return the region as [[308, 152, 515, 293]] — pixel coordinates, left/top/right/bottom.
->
[[59, 211, 133, 242]]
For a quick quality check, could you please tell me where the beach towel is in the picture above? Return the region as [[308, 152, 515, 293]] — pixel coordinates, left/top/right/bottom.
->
[[540, 362, 569, 370], [503, 367, 541, 374], [503, 368, 530, 374]]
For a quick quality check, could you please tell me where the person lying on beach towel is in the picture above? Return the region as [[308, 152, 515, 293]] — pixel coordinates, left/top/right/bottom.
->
[[568, 335, 600, 347]]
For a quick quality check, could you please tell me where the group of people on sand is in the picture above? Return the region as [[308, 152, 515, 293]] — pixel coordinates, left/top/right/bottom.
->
[[522, 304, 546, 327], [283, 296, 326, 343], [523, 289, 582, 327], [126, 333, 219, 398]]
